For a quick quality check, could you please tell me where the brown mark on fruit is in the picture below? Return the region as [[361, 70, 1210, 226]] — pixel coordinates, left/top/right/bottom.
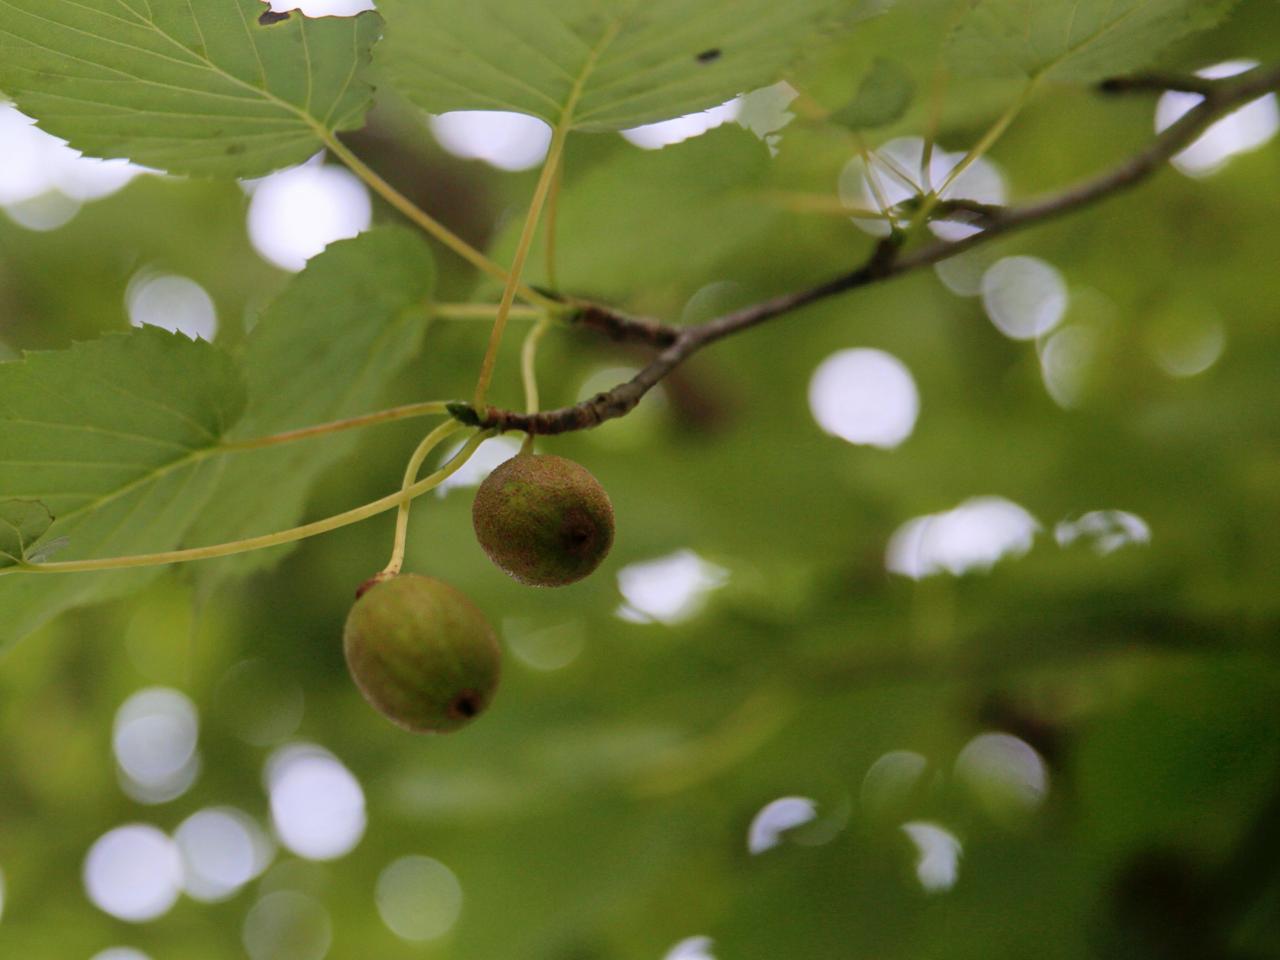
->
[[343, 574, 501, 733], [448, 690, 483, 720], [354, 570, 394, 599], [561, 507, 598, 557]]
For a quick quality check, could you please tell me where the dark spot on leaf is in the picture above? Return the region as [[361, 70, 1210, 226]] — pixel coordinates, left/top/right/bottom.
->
[[258, 9, 291, 25], [226, 143, 245, 155], [696, 48, 722, 64], [448, 690, 482, 719]]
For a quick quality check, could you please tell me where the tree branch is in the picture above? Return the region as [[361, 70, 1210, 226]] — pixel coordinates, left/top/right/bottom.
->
[[1098, 72, 1219, 96], [455, 63, 1280, 436], [563, 300, 680, 348]]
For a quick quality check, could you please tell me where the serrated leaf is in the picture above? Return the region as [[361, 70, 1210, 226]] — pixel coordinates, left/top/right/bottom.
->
[[0, 499, 53, 566], [830, 56, 915, 130], [947, 0, 1239, 82], [377, 0, 884, 132], [0, 328, 247, 649], [183, 226, 435, 587], [0, 0, 380, 177]]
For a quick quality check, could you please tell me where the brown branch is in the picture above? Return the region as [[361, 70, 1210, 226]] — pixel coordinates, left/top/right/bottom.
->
[[563, 300, 679, 347], [455, 63, 1280, 437], [1099, 72, 1218, 96]]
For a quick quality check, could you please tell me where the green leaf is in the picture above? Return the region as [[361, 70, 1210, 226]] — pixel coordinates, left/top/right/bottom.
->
[[830, 56, 916, 130], [377, 0, 884, 131], [0, 327, 247, 649], [0, 499, 53, 567], [0, 0, 380, 177], [183, 226, 436, 586], [947, 0, 1240, 81], [486, 126, 774, 298]]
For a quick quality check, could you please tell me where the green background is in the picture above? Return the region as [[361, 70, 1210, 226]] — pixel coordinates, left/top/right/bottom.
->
[[1, 1, 1279, 958]]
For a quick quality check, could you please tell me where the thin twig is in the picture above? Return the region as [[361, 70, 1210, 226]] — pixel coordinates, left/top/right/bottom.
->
[[563, 300, 680, 347], [452, 63, 1280, 437], [11, 431, 494, 575], [322, 133, 557, 311], [220, 401, 451, 451], [1099, 72, 1219, 96]]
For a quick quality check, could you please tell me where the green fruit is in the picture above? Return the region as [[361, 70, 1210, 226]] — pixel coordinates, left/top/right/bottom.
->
[[343, 573, 500, 733], [472, 453, 614, 587]]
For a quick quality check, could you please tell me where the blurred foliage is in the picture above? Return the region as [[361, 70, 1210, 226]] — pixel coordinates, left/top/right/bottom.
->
[[2, 1, 1280, 959]]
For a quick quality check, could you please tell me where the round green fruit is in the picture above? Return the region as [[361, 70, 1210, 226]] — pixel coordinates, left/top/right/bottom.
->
[[472, 453, 614, 587], [343, 573, 500, 733]]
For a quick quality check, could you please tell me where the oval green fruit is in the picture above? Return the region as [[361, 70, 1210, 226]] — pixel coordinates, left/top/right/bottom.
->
[[472, 453, 614, 587], [343, 573, 500, 733]]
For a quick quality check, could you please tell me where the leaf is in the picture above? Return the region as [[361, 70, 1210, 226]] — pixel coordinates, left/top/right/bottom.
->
[[0, 0, 380, 177], [377, 0, 885, 131], [0, 327, 247, 649], [182, 226, 435, 586], [486, 125, 774, 298], [947, 0, 1240, 82], [0, 499, 53, 566], [830, 56, 916, 130]]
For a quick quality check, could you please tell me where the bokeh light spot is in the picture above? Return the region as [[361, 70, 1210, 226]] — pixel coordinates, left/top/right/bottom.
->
[[664, 936, 717, 960], [747, 796, 818, 854], [1039, 324, 1099, 409], [503, 618, 586, 672], [621, 99, 741, 150], [1147, 306, 1225, 378], [126, 272, 218, 341], [0, 103, 144, 230], [265, 0, 372, 13], [89, 950, 152, 960], [3, 192, 81, 232], [375, 856, 463, 942], [981, 256, 1068, 341], [433, 436, 523, 498], [861, 750, 928, 821], [83, 825, 183, 922], [175, 807, 274, 902], [266, 744, 366, 860], [112, 687, 200, 804], [809, 348, 920, 448], [886, 497, 1040, 579], [1055, 510, 1150, 555], [901, 822, 962, 892], [247, 163, 371, 272], [839, 136, 1006, 239], [243, 891, 332, 960], [955, 732, 1049, 821], [615, 550, 729, 625], [429, 111, 552, 171], [1156, 61, 1279, 177]]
